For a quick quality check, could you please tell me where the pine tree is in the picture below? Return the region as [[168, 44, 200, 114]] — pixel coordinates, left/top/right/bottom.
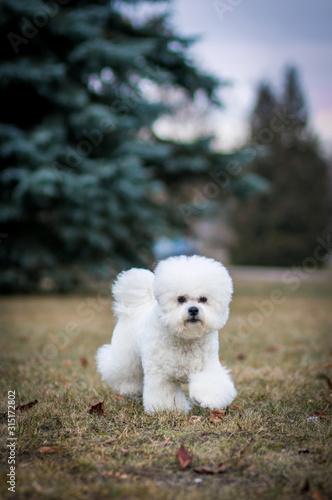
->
[[0, 0, 228, 292], [231, 66, 329, 266], [250, 82, 277, 138]]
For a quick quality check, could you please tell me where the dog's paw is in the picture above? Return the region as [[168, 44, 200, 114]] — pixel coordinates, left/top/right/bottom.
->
[[143, 384, 191, 414], [189, 373, 237, 410]]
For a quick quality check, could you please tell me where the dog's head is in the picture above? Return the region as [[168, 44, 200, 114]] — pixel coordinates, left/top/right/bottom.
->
[[153, 255, 233, 339]]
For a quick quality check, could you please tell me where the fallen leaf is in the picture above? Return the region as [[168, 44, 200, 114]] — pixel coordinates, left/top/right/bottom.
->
[[311, 489, 327, 500], [264, 344, 282, 352], [210, 409, 226, 424], [16, 400, 38, 412], [194, 462, 227, 474], [308, 410, 332, 420], [37, 446, 62, 453], [176, 444, 193, 470], [228, 404, 243, 413], [79, 357, 89, 367], [292, 341, 306, 350], [235, 353, 246, 361], [87, 400, 106, 416]]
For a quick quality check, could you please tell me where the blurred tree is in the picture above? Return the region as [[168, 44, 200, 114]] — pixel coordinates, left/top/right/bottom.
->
[[250, 82, 277, 136], [0, 0, 237, 292], [231, 66, 330, 266]]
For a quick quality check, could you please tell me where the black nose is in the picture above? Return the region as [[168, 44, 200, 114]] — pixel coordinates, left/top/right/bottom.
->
[[188, 306, 199, 316]]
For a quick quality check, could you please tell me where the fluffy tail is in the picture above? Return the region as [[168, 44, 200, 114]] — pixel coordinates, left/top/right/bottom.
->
[[112, 268, 156, 317]]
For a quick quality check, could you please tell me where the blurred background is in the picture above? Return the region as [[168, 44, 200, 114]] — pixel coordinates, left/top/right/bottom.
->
[[0, 0, 331, 293]]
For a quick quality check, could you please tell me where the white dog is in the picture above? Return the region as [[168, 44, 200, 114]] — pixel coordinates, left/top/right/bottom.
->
[[96, 255, 236, 413]]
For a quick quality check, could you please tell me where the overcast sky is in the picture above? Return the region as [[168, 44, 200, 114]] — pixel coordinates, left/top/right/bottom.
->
[[170, 0, 332, 153]]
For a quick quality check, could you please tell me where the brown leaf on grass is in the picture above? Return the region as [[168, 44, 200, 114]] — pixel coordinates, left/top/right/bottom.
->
[[16, 400, 38, 412], [176, 444, 193, 470], [228, 404, 243, 413], [194, 462, 227, 474], [1, 400, 38, 420], [37, 446, 62, 453], [235, 353, 246, 361], [79, 357, 89, 367], [309, 410, 332, 420], [264, 344, 282, 352], [311, 489, 327, 500], [210, 409, 226, 424], [87, 400, 106, 416]]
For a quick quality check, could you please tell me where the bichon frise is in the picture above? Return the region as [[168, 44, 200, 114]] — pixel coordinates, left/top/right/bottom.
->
[[96, 255, 236, 413]]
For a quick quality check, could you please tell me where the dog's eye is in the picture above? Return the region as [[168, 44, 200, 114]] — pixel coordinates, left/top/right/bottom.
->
[[199, 296, 207, 303], [177, 296, 186, 303]]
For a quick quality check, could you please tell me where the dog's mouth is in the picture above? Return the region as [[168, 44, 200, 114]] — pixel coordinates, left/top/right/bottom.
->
[[187, 317, 200, 324]]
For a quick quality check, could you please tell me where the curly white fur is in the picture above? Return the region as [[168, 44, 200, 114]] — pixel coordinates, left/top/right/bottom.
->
[[96, 255, 236, 414]]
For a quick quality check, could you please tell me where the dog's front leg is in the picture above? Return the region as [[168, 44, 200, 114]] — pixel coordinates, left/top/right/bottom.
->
[[188, 364, 237, 410], [142, 375, 191, 414]]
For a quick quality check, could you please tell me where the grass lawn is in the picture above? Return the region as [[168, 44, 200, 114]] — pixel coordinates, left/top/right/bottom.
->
[[0, 277, 331, 500]]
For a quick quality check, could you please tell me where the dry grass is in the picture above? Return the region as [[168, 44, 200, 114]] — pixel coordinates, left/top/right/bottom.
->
[[0, 278, 331, 500]]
